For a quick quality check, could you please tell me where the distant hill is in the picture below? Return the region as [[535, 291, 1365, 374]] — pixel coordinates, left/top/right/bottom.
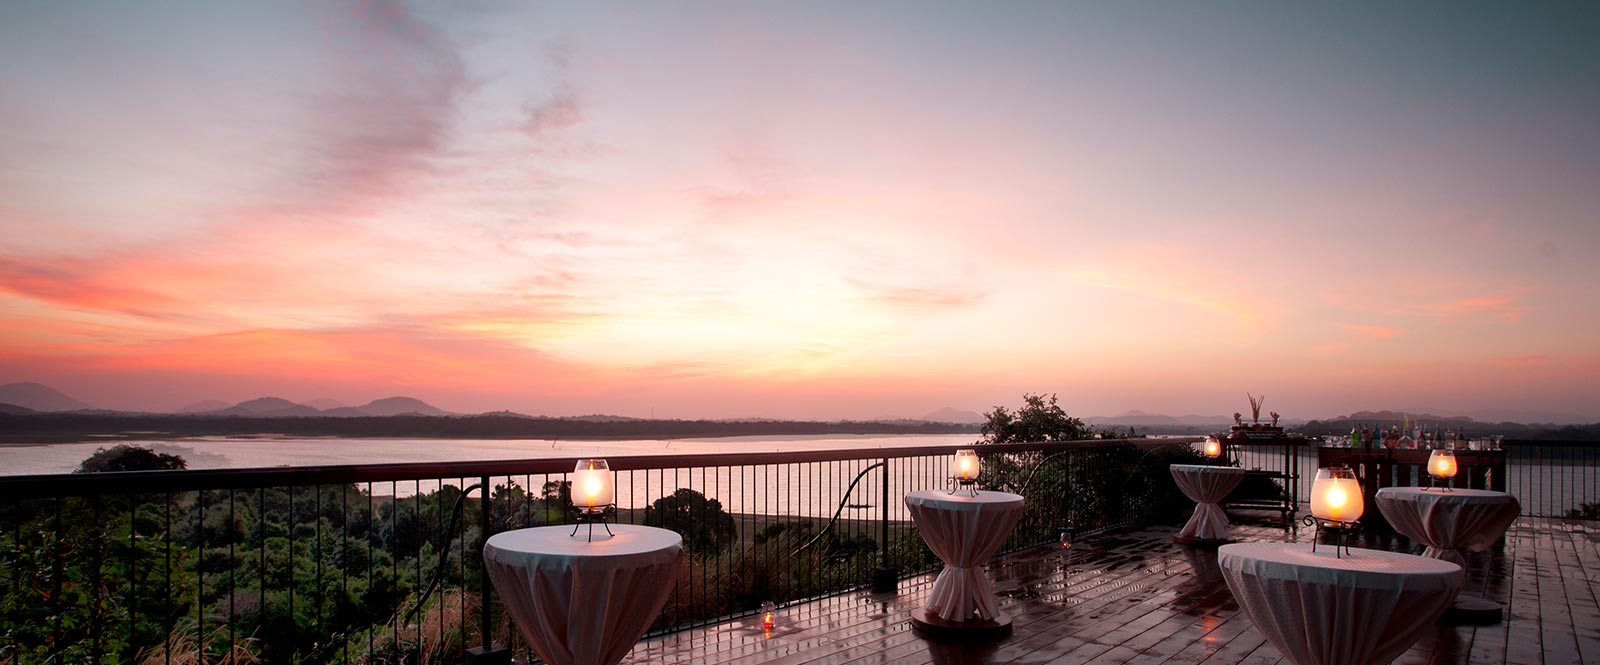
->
[[208, 397, 322, 417], [0, 402, 39, 415], [563, 414, 644, 423], [303, 398, 348, 410], [351, 396, 450, 417], [322, 396, 450, 417], [0, 382, 95, 412], [175, 399, 231, 413], [922, 407, 986, 424], [1088, 410, 1184, 427]]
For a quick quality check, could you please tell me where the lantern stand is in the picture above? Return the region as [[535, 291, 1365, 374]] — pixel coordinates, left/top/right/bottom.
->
[[568, 458, 617, 542], [1301, 514, 1361, 558], [1425, 448, 1457, 493], [948, 476, 979, 497], [568, 504, 616, 542], [948, 449, 981, 497], [1305, 465, 1365, 558]]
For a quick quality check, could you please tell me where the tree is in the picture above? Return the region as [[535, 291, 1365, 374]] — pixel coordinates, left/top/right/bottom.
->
[[979, 393, 1088, 443], [643, 488, 737, 553], [74, 444, 187, 473]]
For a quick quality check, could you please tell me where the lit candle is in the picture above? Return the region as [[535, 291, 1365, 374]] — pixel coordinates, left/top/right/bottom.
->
[[572, 458, 614, 508], [1310, 467, 1364, 523], [1428, 448, 1457, 480], [760, 601, 776, 630], [952, 449, 980, 482], [1203, 437, 1222, 459]]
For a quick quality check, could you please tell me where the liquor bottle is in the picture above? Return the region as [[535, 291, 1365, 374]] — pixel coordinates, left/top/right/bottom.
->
[[1350, 424, 1360, 449]]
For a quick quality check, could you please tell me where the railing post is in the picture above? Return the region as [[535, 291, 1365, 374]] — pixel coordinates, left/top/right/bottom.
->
[[872, 458, 898, 593], [466, 476, 511, 665]]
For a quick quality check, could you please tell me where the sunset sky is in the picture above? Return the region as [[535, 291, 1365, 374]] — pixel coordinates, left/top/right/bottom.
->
[[2, 2, 1597, 421]]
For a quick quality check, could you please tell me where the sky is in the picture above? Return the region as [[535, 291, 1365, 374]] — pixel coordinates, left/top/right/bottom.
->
[[1, 2, 1598, 422]]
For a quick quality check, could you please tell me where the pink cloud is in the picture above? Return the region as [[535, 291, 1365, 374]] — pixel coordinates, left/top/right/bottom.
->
[[1340, 324, 1399, 339]]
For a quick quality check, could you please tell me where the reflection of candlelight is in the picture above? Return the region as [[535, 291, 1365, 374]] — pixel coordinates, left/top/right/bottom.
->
[[1203, 437, 1222, 459], [1428, 449, 1458, 479], [1310, 467, 1364, 523], [952, 449, 980, 482], [573, 459, 614, 508]]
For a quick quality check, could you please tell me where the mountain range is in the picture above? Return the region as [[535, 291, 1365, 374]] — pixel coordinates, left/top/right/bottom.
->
[[1, 383, 451, 418], [1, 382, 1592, 425]]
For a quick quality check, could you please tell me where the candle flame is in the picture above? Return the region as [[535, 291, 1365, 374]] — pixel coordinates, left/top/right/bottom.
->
[[1326, 486, 1348, 509], [584, 476, 602, 504]]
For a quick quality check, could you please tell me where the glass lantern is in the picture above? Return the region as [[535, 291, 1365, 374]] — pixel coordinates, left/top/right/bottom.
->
[[1427, 448, 1457, 491], [1309, 466, 1364, 524], [1306, 466, 1364, 557]]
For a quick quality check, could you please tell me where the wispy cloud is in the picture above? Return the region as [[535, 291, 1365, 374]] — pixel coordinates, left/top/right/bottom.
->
[[1340, 324, 1400, 339]]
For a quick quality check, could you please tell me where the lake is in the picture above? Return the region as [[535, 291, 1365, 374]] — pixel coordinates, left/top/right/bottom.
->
[[0, 433, 981, 477]]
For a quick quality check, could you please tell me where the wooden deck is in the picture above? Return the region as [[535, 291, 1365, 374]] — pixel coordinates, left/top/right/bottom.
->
[[627, 516, 1600, 665]]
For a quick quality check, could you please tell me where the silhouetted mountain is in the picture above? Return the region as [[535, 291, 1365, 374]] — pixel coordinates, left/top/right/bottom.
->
[[0, 382, 95, 412], [1088, 410, 1184, 427], [175, 400, 231, 413], [353, 396, 449, 416], [0, 402, 38, 415], [321, 396, 450, 417], [1177, 414, 1238, 427], [922, 407, 986, 424], [303, 398, 348, 410], [563, 414, 644, 423], [208, 397, 321, 417]]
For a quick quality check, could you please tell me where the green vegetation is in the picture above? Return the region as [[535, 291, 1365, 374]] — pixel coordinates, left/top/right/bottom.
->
[[75, 444, 188, 473]]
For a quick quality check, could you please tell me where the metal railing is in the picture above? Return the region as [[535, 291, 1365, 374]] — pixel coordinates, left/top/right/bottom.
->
[[1227, 438, 1600, 519], [4, 436, 1596, 663], [0, 437, 1208, 664]]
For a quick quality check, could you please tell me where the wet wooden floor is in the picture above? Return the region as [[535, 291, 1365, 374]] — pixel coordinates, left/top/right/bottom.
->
[[627, 516, 1600, 665]]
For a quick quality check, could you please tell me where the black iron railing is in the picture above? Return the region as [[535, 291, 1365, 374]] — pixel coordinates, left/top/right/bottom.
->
[[0, 437, 1208, 664], [6, 436, 1593, 664], [1227, 438, 1600, 520]]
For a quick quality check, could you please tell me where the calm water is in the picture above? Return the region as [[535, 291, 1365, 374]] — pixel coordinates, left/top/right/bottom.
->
[[0, 433, 981, 515], [0, 433, 979, 477]]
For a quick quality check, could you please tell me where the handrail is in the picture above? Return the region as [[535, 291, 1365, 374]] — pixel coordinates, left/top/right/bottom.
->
[[0, 437, 1202, 499]]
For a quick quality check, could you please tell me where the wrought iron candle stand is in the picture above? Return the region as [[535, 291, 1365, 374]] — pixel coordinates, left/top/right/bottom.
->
[[1302, 514, 1361, 558], [948, 449, 981, 496], [1425, 448, 1457, 492], [947, 476, 980, 497], [568, 504, 616, 542]]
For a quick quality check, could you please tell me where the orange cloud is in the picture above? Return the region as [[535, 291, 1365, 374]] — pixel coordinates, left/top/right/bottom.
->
[[1340, 324, 1399, 339]]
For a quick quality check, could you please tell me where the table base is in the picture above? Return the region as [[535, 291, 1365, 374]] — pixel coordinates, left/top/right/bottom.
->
[[909, 608, 1012, 640], [1442, 595, 1503, 625]]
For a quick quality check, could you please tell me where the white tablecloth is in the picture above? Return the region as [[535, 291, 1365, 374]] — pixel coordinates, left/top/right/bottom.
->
[[1374, 487, 1520, 567], [904, 489, 1025, 622], [484, 525, 683, 665], [1219, 543, 1462, 665], [1170, 464, 1246, 541]]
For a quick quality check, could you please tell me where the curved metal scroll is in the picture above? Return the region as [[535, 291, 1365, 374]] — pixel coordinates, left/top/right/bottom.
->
[[791, 461, 885, 558]]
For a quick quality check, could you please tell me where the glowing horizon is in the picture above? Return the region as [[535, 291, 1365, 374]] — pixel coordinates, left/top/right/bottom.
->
[[2, 3, 1597, 422]]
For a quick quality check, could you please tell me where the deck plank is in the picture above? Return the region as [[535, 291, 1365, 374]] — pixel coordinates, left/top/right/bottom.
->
[[630, 517, 1599, 665]]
